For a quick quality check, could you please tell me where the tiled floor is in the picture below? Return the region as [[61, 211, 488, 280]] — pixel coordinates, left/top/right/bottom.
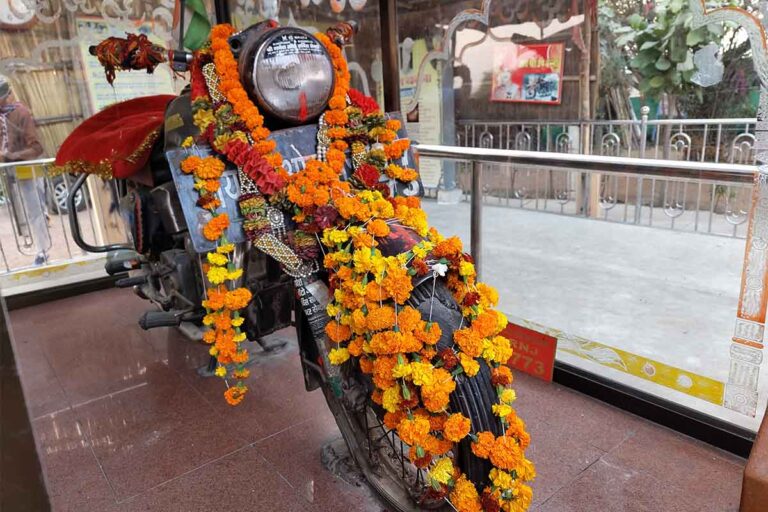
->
[[8, 288, 747, 511]]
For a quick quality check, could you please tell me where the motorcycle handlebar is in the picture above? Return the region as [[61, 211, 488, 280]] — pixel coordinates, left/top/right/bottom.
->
[[67, 173, 133, 254]]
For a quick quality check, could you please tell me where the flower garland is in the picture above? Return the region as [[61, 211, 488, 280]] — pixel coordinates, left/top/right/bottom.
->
[[179, 154, 252, 406], [180, 24, 534, 512]]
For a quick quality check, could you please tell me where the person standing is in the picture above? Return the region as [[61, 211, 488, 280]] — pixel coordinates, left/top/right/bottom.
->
[[0, 74, 50, 265]]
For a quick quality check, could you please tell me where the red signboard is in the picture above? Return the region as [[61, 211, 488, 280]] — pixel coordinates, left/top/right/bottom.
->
[[490, 43, 565, 105], [502, 323, 558, 382]]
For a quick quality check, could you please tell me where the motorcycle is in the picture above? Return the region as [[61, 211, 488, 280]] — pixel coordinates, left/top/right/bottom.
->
[[64, 21, 506, 511]]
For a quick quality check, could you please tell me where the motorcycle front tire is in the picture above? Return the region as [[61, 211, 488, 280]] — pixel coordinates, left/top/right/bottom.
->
[[319, 278, 502, 511]]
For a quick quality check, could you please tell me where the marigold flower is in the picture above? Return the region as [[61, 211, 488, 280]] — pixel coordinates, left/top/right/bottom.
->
[[181, 155, 202, 173], [203, 288, 226, 310], [372, 355, 397, 389], [421, 367, 455, 412], [224, 288, 252, 311], [217, 243, 235, 254], [480, 489, 502, 512], [386, 119, 401, 131], [367, 219, 390, 237], [384, 138, 410, 160], [397, 306, 421, 333], [492, 403, 513, 418], [415, 321, 442, 345], [491, 366, 513, 386], [477, 282, 499, 307], [428, 457, 454, 485], [458, 353, 480, 377], [489, 435, 523, 471], [385, 164, 418, 182], [472, 311, 499, 338], [454, 328, 483, 358], [233, 368, 250, 379], [443, 413, 471, 442], [397, 416, 430, 446], [203, 214, 230, 241], [325, 320, 352, 343], [483, 336, 513, 365], [207, 252, 228, 267], [471, 431, 496, 459], [366, 304, 396, 331], [449, 475, 482, 512], [347, 336, 364, 357], [409, 361, 434, 386], [207, 266, 229, 285], [359, 356, 374, 374], [224, 385, 247, 406], [381, 386, 401, 413], [329, 347, 350, 365]]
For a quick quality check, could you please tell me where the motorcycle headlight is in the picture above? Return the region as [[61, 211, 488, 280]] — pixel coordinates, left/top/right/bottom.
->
[[241, 27, 335, 125]]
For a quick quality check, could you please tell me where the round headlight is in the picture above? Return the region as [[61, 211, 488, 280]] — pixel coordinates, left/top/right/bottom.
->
[[241, 27, 335, 125]]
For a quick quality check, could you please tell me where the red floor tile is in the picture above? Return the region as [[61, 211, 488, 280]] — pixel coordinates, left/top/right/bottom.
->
[[253, 411, 387, 511], [32, 409, 117, 511], [7, 288, 748, 511], [70, 365, 248, 500], [113, 445, 316, 512]]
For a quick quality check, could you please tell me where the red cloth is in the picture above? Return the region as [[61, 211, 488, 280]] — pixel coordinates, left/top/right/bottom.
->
[[56, 95, 175, 178]]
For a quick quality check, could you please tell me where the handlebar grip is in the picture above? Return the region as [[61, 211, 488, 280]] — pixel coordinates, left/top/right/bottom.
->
[[138, 311, 181, 330], [105, 258, 140, 276], [115, 275, 148, 288]]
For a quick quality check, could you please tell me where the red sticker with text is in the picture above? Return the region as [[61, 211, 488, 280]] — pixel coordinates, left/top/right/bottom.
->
[[502, 323, 558, 382]]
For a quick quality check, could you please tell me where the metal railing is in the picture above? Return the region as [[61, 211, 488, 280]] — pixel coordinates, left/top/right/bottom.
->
[[0, 158, 126, 274], [458, 116, 757, 164], [415, 144, 757, 278]]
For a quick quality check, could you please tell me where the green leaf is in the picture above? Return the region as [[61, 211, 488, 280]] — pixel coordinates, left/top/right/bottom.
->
[[640, 40, 658, 51], [707, 24, 724, 36], [649, 76, 666, 88], [655, 56, 671, 71], [670, 44, 688, 63], [669, 0, 684, 14], [677, 50, 695, 72], [686, 29, 707, 46], [615, 33, 635, 47], [631, 51, 656, 69], [627, 13, 645, 29]]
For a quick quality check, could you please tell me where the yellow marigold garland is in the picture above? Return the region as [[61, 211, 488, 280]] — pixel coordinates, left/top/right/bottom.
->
[[178, 23, 534, 511], [180, 152, 252, 406]]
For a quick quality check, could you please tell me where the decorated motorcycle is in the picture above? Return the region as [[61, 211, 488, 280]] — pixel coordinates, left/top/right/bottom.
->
[[54, 21, 534, 512]]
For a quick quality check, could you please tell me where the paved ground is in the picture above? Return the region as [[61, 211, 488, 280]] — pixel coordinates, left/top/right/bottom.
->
[[422, 199, 745, 382], [421, 199, 768, 431], [8, 288, 746, 511]]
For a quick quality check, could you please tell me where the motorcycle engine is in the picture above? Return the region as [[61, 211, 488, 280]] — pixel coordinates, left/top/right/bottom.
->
[[230, 23, 335, 125]]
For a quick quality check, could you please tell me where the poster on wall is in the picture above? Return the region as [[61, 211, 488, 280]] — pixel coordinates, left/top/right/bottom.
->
[[490, 43, 564, 105], [76, 17, 176, 114], [399, 38, 442, 189]]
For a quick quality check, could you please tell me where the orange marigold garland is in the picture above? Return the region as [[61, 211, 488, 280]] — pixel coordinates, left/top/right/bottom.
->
[[180, 153, 252, 404], [178, 23, 533, 511]]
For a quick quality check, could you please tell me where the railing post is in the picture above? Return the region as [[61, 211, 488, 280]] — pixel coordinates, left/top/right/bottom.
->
[[640, 106, 650, 159], [635, 106, 651, 224], [470, 160, 483, 280]]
